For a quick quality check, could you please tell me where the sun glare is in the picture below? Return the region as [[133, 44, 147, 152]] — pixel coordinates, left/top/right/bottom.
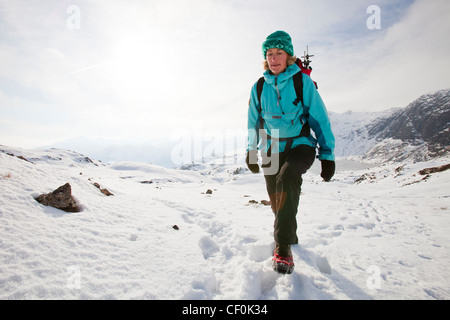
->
[[110, 36, 156, 96]]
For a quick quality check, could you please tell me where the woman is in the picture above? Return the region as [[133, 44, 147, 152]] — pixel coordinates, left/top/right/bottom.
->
[[246, 31, 335, 274]]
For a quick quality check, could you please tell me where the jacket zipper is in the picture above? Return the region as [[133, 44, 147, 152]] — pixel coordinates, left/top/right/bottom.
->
[[275, 76, 284, 115]]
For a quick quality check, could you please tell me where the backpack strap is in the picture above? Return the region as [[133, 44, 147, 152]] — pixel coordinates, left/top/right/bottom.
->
[[256, 76, 265, 112], [292, 71, 303, 107], [292, 72, 311, 138]]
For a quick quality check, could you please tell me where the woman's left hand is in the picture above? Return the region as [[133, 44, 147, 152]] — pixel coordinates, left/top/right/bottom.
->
[[320, 160, 335, 181], [246, 151, 260, 174]]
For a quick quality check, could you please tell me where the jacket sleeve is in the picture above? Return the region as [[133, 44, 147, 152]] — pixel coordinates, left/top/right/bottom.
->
[[302, 74, 335, 161], [247, 82, 263, 152]]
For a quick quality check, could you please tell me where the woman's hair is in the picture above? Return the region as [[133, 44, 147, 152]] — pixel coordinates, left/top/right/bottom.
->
[[263, 54, 297, 71]]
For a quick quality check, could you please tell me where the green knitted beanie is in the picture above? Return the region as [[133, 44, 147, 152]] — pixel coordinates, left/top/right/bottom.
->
[[262, 31, 294, 58]]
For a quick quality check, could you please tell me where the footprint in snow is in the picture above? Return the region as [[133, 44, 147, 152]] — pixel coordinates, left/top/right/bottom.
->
[[199, 236, 220, 259], [247, 244, 273, 263], [315, 255, 332, 275]]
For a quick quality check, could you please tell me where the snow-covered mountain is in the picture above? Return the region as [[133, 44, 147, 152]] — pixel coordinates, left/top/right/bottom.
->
[[1, 144, 449, 300], [329, 110, 385, 158], [330, 88, 450, 163], [48, 136, 180, 168]]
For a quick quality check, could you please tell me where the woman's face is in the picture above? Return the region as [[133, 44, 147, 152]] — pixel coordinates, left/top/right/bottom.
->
[[266, 48, 288, 76]]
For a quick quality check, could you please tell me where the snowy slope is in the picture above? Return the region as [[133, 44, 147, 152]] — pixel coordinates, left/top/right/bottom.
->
[[1, 145, 449, 300], [329, 110, 387, 157]]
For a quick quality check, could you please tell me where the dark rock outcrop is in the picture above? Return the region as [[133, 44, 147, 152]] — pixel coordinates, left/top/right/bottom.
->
[[35, 183, 81, 212], [367, 89, 450, 157], [418, 163, 450, 175]]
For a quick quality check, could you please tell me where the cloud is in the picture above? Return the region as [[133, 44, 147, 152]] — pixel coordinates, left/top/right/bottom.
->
[[0, 0, 449, 149], [314, 0, 450, 111]]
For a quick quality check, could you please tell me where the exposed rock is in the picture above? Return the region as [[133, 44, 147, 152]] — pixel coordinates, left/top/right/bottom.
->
[[100, 188, 114, 196], [35, 183, 81, 213], [418, 163, 450, 175], [232, 167, 246, 175], [79, 156, 98, 166], [354, 172, 378, 184], [248, 199, 271, 206], [206, 189, 213, 194], [17, 155, 31, 163], [93, 182, 114, 196], [3, 152, 32, 163]]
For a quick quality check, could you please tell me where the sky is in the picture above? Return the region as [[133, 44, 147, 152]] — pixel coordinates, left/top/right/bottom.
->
[[1, 0, 449, 149]]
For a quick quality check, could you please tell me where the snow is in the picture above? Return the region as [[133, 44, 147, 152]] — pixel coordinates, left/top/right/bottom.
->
[[329, 110, 384, 157], [1, 145, 449, 300]]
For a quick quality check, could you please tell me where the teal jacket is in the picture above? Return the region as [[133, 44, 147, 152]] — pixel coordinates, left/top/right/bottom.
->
[[247, 63, 335, 161]]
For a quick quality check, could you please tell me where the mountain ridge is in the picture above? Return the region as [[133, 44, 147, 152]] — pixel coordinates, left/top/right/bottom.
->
[[330, 88, 450, 163]]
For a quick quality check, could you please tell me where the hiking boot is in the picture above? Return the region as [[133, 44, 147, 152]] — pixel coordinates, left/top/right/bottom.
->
[[272, 243, 294, 274]]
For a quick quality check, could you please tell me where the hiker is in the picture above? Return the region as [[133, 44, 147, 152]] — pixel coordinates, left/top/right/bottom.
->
[[246, 31, 336, 274]]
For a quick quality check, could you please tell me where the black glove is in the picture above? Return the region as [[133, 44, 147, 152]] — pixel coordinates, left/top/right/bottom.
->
[[246, 150, 260, 174], [320, 160, 335, 182]]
